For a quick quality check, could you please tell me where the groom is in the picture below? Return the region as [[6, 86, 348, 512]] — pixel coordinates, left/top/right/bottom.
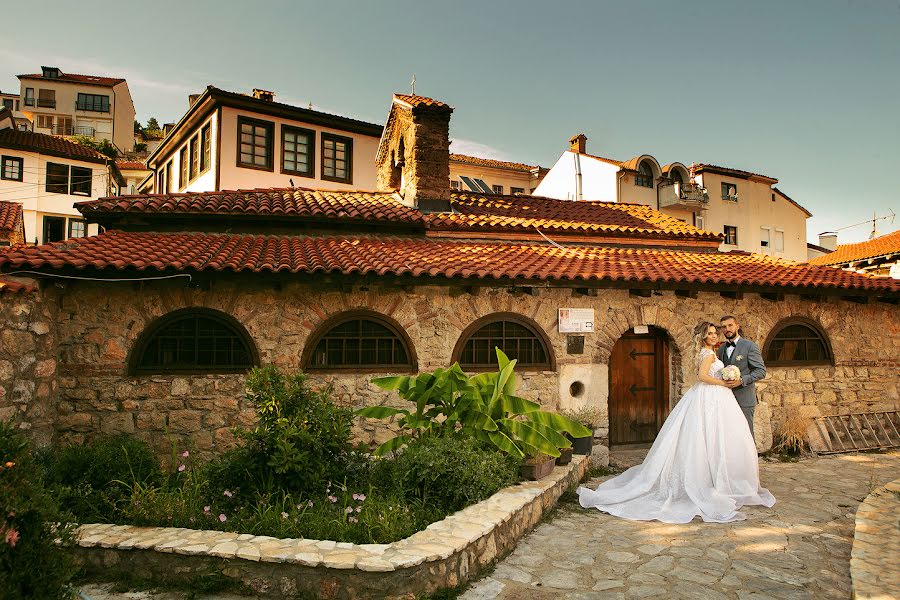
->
[[717, 315, 767, 438]]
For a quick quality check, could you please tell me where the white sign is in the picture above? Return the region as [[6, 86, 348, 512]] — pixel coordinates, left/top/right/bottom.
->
[[633, 325, 649, 334], [558, 308, 595, 333]]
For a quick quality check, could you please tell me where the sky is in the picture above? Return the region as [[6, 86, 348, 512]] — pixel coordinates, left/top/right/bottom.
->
[[2, 0, 898, 244]]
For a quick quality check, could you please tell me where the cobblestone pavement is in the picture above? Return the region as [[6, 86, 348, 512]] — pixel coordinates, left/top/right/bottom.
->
[[461, 452, 900, 600]]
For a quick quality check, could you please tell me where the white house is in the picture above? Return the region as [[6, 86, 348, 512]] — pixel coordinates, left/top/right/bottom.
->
[[533, 134, 811, 261], [145, 87, 384, 194], [0, 107, 123, 244]]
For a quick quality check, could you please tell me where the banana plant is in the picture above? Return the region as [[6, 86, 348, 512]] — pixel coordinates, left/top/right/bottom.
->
[[357, 349, 592, 458]]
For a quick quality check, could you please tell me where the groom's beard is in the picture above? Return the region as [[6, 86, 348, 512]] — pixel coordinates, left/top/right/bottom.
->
[[724, 331, 736, 340]]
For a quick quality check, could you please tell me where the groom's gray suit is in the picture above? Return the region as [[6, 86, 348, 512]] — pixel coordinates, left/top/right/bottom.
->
[[717, 336, 766, 437]]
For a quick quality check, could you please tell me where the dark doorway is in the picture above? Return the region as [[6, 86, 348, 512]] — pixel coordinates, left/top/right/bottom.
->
[[609, 327, 671, 445], [42, 216, 66, 243]]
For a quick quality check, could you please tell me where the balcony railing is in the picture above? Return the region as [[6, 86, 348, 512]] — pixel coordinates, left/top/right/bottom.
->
[[50, 125, 96, 137], [36, 99, 57, 108], [659, 181, 709, 210]]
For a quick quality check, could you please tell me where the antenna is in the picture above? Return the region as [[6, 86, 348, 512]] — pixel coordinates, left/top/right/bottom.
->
[[828, 209, 896, 237]]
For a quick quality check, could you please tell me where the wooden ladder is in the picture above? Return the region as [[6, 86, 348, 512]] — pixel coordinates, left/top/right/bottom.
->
[[811, 411, 900, 454]]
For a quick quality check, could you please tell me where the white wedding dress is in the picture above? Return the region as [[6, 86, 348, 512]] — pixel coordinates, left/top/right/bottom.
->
[[578, 348, 775, 523]]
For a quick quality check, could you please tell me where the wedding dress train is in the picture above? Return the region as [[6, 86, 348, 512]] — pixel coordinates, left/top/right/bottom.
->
[[577, 349, 775, 523]]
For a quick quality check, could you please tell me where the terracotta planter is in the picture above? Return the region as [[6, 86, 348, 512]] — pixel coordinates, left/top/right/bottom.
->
[[556, 447, 573, 466], [571, 435, 593, 455], [520, 455, 556, 480]]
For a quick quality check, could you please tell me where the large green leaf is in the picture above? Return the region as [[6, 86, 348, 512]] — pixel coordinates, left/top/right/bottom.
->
[[356, 406, 408, 419], [487, 430, 525, 458], [499, 394, 541, 415], [501, 419, 560, 457], [529, 411, 593, 438], [525, 418, 572, 448], [372, 375, 413, 391]]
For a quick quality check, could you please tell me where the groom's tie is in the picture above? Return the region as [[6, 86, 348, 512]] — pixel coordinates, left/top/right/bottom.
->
[[726, 341, 736, 362]]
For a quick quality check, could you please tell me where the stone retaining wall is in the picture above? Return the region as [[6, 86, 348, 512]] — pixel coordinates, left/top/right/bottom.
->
[[850, 477, 900, 599], [73, 456, 589, 599]]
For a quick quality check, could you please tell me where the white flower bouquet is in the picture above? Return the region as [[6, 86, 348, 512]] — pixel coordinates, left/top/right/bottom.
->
[[721, 365, 741, 381]]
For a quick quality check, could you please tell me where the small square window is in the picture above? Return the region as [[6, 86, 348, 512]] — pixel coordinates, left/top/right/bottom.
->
[[1, 156, 23, 181], [68, 219, 86, 238], [237, 116, 274, 171], [724, 225, 738, 246], [282, 126, 314, 177], [510, 187, 525, 194], [70, 166, 92, 196], [721, 182, 738, 201], [492, 184, 504, 194], [45, 162, 69, 194], [450, 179, 460, 190]]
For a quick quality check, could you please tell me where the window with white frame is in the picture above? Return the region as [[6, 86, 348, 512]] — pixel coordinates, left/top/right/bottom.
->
[[774, 229, 785, 252], [760, 226, 771, 248], [1, 156, 23, 181], [724, 225, 738, 245], [492, 184, 504, 194], [694, 215, 705, 230]]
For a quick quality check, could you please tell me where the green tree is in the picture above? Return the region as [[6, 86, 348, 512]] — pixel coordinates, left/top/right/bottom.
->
[[145, 117, 160, 131], [133, 119, 142, 133], [71, 135, 118, 159]]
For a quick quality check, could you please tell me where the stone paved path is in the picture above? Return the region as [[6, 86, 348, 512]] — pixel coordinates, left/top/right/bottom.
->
[[461, 451, 900, 600]]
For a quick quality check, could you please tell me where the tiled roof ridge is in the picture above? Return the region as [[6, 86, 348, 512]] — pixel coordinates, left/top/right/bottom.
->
[[808, 228, 900, 266], [2, 230, 897, 292], [449, 153, 539, 172], [18, 72, 125, 85], [580, 152, 624, 167], [0, 128, 108, 162], [695, 163, 777, 182], [393, 94, 451, 109]]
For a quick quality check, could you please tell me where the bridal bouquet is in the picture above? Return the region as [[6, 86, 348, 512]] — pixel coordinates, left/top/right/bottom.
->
[[721, 365, 741, 381]]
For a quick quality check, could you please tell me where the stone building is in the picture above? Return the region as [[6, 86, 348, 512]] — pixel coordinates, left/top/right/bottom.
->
[[0, 93, 898, 460]]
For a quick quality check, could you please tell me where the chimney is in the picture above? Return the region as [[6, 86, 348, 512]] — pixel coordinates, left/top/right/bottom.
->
[[376, 94, 454, 212], [252, 88, 275, 102], [188, 94, 200, 107], [818, 232, 838, 251], [569, 133, 587, 154]]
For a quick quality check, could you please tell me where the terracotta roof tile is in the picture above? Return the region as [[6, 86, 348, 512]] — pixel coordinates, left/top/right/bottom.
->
[[393, 94, 451, 109], [435, 192, 720, 241], [694, 163, 778, 182], [1, 231, 897, 293], [18, 72, 125, 87], [450, 154, 539, 172], [808, 229, 900, 266], [0, 128, 107, 162], [581, 152, 624, 167], [0, 277, 35, 295], [115, 160, 148, 170], [0, 201, 22, 234], [78, 188, 425, 224]]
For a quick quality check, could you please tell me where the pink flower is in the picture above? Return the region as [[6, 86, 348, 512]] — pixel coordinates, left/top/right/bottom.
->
[[307, 500, 314, 508], [4, 528, 19, 547], [203, 506, 211, 513], [344, 506, 353, 514], [218, 514, 227, 522], [348, 516, 358, 523], [178, 464, 186, 472], [357, 494, 366, 501], [328, 495, 337, 503], [181, 450, 190, 458], [356, 506, 362, 513], [281, 512, 288, 519], [223, 490, 233, 498]]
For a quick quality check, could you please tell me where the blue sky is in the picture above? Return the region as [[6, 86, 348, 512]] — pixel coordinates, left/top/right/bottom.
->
[[3, 0, 898, 244]]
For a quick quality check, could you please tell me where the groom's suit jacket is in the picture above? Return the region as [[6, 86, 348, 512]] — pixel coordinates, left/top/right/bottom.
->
[[717, 337, 767, 408]]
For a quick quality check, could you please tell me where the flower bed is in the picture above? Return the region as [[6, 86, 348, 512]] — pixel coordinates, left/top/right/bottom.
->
[[72, 456, 589, 599]]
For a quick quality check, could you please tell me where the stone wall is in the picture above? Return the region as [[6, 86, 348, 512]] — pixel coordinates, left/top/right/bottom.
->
[[42, 276, 900, 457], [0, 281, 57, 445]]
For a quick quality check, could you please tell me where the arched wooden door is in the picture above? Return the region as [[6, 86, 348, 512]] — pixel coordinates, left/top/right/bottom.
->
[[609, 327, 670, 445]]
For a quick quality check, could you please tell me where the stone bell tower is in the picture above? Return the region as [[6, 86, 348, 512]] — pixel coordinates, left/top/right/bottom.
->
[[375, 93, 453, 212]]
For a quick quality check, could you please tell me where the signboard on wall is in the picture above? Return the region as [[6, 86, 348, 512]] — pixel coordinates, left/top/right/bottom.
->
[[558, 308, 595, 333]]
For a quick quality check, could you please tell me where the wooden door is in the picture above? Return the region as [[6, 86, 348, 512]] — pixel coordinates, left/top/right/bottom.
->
[[609, 328, 670, 445]]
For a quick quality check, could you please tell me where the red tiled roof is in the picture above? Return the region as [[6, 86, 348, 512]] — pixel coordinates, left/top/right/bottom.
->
[[393, 94, 451, 109], [78, 188, 424, 224], [18, 72, 125, 87], [0, 128, 108, 162], [0, 277, 34, 295], [581, 152, 625, 167], [1, 231, 897, 293], [436, 192, 720, 241], [0, 201, 22, 234], [115, 160, 148, 170], [808, 229, 900, 266], [450, 154, 539, 172]]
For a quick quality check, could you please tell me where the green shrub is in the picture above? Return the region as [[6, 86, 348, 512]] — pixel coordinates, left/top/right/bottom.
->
[[0, 420, 77, 600], [40, 434, 161, 521], [383, 435, 520, 513], [214, 366, 354, 499]]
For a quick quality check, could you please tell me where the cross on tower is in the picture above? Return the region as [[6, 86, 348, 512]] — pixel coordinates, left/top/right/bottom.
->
[[410, 74, 416, 95]]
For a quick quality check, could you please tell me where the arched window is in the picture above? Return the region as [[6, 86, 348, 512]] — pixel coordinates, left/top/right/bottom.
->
[[302, 310, 416, 372], [635, 161, 654, 188], [671, 169, 684, 184], [129, 308, 259, 375], [452, 313, 555, 371], [764, 318, 833, 366]]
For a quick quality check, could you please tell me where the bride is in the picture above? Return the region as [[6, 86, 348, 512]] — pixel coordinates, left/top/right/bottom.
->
[[577, 321, 775, 523]]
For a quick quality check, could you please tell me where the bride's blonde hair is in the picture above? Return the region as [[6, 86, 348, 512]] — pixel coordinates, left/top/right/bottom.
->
[[691, 321, 717, 371]]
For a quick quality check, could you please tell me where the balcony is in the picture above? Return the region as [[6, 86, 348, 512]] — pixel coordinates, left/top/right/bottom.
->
[[659, 181, 709, 210], [50, 125, 96, 137], [36, 98, 57, 108]]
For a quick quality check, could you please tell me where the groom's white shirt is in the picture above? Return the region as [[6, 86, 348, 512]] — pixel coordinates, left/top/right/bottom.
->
[[726, 335, 741, 359]]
